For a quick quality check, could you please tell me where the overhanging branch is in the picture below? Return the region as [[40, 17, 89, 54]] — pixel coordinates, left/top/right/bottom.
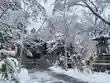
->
[[82, 0, 110, 26], [0, 5, 12, 19]]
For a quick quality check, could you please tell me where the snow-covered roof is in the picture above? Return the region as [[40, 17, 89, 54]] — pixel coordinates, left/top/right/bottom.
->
[[91, 35, 110, 41]]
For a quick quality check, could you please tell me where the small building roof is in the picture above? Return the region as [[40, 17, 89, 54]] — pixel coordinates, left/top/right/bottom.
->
[[91, 35, 110, 41]]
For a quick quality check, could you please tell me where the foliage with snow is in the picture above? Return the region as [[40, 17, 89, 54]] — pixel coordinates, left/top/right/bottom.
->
[[0, 0, 110, 83]]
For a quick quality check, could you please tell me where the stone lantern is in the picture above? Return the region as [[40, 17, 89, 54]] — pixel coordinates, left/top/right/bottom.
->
[[92, 35, 110, 72]]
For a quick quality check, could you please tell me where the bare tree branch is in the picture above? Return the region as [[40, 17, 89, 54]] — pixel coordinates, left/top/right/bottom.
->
[[82, 0, 110, 26], [88, 0, 98, 12], [74, 3, 87, 7], [0, 5, 12, 19], [36, 18, 47, 33], [0, 6, 5, 11], [88, 0, 98, 24]]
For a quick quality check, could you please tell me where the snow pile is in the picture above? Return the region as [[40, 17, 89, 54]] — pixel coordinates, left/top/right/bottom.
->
[[49, 66, 110, 83]]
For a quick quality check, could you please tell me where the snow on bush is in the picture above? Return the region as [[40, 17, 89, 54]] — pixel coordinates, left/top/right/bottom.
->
[[6, 58, 30, 83], [0, 49, 16, 57], [6, 57, 19, 71], [0, 57, 29, 83], [0, 61, 5, 69]]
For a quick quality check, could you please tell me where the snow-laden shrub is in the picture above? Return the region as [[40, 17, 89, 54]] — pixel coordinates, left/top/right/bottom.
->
[[0, 57, 23, 83], [14, 68, 29, 83]]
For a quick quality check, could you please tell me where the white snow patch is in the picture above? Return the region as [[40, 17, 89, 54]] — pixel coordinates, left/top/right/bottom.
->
[[14, 68, 30, 83]]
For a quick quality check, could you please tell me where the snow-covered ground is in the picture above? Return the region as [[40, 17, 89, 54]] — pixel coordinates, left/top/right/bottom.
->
[[28, 69, 68, 83], [28, 68, 87, 83], [0, 68, 83, 83], [1, 66, 110, 83], [49, 66, 110, 83]]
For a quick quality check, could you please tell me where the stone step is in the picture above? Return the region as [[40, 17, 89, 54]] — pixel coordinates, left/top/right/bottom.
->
[[98, 56, 110, 59], [97, 57, 110, 60], [95, 60, 110, 63], [92, 62, 110, 66], [92, 62, 110, 71], [67, 58, 72, 60], [67, 59, 72, 63], [92, 55, 110, 71], [67, 62, 72, 64], [67, 59, 72, 61]]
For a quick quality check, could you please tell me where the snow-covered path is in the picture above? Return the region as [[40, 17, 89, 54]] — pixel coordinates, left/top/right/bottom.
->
[[1, 67, 110, 83], [28, 68, 87, 83]]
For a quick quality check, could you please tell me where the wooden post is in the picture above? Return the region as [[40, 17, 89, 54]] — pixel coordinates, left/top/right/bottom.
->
[[19, 47, 22, 69], [64, 46, 68, 71], [63, 0, 68, 71]]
